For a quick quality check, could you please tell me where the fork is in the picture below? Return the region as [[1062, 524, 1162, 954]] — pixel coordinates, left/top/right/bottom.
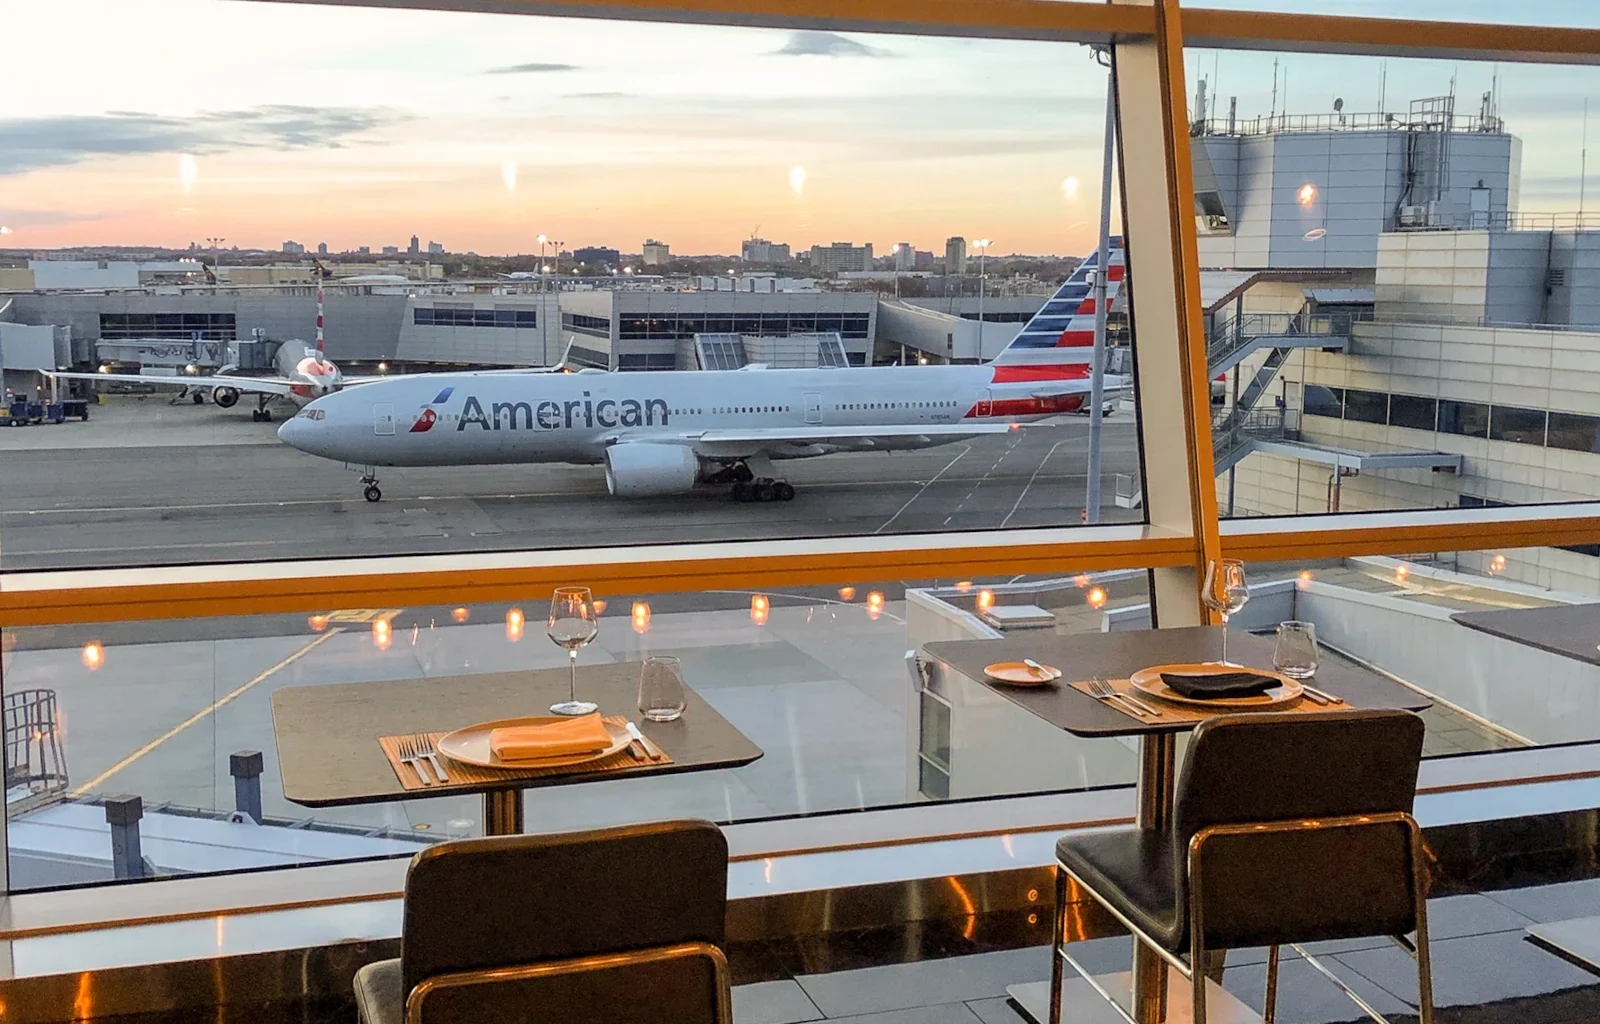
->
[[1086, 677, 1154, 718], [397, 736, 433, 785], [414, 733, 448, 782]]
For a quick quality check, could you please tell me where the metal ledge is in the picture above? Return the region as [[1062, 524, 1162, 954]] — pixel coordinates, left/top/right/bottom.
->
[[1249, 438, 1465, 472]]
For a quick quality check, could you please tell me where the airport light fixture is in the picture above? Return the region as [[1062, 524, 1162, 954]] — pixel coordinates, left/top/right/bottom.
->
[[972, 239, 992, 342]]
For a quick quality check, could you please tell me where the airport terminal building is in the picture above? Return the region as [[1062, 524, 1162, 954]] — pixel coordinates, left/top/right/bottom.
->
[[1190, 97, 1600, 592]]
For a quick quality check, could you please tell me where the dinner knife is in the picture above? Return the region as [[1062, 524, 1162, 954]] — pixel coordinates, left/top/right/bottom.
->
[[624, 721, 662, 761]]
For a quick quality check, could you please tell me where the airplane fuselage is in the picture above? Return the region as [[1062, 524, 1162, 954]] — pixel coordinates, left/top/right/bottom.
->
[[279, 364, 1104, 468]]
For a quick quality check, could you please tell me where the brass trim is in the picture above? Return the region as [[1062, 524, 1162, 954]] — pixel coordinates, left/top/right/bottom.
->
[[268, 0, 1154, 42], [1219, 503, 1600, 562], [0, 526, 1192, 626], [1183, 8, 1600, 64], [403, 941, 733, 1024]]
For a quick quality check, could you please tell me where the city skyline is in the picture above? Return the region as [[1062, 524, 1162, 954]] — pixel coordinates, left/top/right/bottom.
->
[[2, 0, 1596, 255]]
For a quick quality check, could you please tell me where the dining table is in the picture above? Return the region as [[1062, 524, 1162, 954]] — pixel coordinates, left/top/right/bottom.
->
[[270, 661, 763, 836], [922, 625, 1433, 1024], [1452, 603, 1600, 667]]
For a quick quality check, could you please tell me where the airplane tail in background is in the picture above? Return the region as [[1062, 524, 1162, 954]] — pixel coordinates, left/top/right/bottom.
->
[[989, 237, 1125, 371]]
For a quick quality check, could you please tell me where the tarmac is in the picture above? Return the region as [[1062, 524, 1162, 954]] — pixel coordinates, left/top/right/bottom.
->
[[0, 395, 1145, 570]]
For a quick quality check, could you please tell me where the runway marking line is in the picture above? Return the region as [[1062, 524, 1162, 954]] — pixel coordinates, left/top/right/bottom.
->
[[873, 445, 972, 535], [69, 628, 343, 797]]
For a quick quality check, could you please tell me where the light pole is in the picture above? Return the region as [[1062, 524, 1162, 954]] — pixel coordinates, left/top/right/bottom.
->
[[973, 239, 992, 357], [207, 237, 225, 281], [1085, 52, 1116, 525]]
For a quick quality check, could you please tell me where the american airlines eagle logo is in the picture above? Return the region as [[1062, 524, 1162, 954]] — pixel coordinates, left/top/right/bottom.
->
[[409, 387, 454, 433]]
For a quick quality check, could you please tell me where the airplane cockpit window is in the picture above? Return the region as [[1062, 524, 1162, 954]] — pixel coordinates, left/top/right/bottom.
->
[[295, 409, 326, 420]]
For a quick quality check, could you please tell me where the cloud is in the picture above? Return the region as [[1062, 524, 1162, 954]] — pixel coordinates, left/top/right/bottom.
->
[[0, 208, 107, 228], [0, 105, 403, 175], [486, 62, 579, 75], [770, 31, 892, 58]]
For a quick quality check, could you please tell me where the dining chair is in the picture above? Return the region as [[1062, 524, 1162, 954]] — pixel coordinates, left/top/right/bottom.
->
[[1048, 709, 1433, 1024], [353, 818, 731, 1024]]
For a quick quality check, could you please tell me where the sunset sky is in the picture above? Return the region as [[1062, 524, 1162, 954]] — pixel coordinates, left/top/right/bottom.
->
[[2, 0, 1596, 257]]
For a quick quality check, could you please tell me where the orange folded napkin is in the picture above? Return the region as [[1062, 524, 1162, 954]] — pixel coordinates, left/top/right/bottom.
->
[[489, 715, 612, 761]]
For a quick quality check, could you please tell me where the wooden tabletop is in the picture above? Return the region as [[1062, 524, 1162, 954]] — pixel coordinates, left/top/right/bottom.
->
[[924, 626, 1432, 738], [1452, 605, 1600, 667], [271, 662, 763, 807]]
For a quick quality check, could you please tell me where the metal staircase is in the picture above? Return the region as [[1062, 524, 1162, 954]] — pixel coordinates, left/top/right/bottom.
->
[[1114, 311, 1360, 508]]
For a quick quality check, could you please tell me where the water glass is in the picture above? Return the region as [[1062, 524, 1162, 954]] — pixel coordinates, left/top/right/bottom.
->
[[638, 656, 687, 722], [1272, 620, 1320, 679]]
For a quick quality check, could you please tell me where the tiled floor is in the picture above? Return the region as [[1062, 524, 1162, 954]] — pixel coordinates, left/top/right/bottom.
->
[[731, 881, 1600, 1024]]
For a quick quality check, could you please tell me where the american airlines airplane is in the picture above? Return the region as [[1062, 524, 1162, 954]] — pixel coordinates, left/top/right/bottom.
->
[[277, 240, 1128, 503]]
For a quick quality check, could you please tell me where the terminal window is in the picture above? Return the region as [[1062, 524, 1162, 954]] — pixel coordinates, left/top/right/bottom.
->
[[99, 312, 235, 341], [415, 307, 536, 328]]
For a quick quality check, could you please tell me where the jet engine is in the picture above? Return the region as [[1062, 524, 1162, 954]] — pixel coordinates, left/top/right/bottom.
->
[[211, 386, 240, 408], [604, 443, 699, 497]]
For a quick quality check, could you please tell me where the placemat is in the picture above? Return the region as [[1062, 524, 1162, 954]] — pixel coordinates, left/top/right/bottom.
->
[[1069, 678, 1344, 724], [379, 716, 674, 792]]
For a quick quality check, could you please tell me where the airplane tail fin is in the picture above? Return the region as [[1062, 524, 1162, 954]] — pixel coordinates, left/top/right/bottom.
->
[[990, 237, 1124, 367]]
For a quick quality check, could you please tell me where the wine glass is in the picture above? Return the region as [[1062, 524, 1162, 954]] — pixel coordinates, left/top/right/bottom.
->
[[1201, 559, 1250, 666], [547, 586, 599, 716]]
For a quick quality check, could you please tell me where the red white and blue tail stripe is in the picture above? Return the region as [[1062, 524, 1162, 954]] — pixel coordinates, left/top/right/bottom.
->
[[991, 237, 1125, 370]]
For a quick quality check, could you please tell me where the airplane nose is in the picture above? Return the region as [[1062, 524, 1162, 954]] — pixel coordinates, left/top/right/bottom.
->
[[277, 418, 301, 446]]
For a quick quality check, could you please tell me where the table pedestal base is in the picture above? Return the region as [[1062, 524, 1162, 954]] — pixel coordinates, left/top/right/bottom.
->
[[1008, 968, 1261, 1024], [483, 790, 525, 835]]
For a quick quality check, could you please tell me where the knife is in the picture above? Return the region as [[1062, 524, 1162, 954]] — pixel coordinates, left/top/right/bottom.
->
[[625, 722, 662, 762]]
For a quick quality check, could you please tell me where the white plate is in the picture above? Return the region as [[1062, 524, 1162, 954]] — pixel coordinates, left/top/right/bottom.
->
[[436, 716, 630, 770], [1129, 662, 1303, 708], [985, 661, 1063, 686]]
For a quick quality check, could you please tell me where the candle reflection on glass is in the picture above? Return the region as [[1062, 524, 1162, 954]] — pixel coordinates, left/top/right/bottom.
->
[[837, 586, 856, 601], [593, 599, 608, 615], [307, 614, 329, 632], [1087, 586, 1108, 610], [451, 607, 470, 624], [976, 589, 995, 612], [632, 601, 652, 634], [372, 619, 392, 650], [750, 594, 770, 625], [505, 607, 525, 642], [866, 591, 885, 620], [81, 642, 104, 670]]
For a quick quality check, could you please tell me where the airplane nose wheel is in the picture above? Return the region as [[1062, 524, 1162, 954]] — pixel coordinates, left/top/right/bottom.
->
[[355, 467, 382, 503], [363, 485, 383, 503]]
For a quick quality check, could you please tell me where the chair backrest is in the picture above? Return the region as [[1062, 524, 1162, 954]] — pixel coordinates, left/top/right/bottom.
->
[[400, 819, 728, 998], [1171, 709, 1426, 948]]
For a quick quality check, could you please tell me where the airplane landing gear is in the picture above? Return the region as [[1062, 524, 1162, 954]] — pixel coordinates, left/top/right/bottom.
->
[[192, 392, 205, 405], [252, 396, 274, 423], [732, 478, 795, 502], [357, 467, 382, 502]]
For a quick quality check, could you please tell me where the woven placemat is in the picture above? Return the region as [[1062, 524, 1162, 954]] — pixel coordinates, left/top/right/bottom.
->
[[1069, 678, 1343, 724], [379, 715, 673, 791]]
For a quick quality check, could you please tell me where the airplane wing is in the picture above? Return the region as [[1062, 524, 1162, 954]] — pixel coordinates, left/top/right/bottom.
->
[[637, 423, 1017, 460], [47, 371, 296, 396]]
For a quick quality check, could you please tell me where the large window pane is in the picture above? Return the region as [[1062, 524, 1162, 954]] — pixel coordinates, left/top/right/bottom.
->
[[1196, 45, 1600, 519], [0, 569, 1150, 890], [0, 1, 1147, 570]]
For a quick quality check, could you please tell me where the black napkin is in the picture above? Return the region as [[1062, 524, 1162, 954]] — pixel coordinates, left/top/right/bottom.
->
[[1159, 670, 1278, 699]]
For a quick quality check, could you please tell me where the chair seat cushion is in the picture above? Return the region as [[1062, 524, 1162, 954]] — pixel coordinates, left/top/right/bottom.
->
[[1057, 829, 1186, 952], [354, 957, 404, 1024]]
